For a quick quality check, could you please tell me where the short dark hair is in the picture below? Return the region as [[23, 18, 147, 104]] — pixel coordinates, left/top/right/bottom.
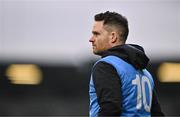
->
[[94, 11, 129, 42]]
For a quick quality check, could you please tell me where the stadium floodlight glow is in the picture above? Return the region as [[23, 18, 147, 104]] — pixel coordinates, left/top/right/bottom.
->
[[6, 64, 42, 85], [158, 62, 180, 82]]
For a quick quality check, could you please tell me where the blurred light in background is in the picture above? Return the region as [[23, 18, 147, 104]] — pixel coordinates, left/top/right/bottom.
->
[[158, 62, 180, 82], [6, 64, 42, 85]]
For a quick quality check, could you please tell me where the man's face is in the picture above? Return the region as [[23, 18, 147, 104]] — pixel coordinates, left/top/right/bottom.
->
[[89, 21, 112, 54]]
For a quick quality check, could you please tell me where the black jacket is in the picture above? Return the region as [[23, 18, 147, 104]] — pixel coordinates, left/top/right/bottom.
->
[[92, 44, 164, 116]]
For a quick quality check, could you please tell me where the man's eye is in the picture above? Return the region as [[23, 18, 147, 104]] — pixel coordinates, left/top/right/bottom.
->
[[94, 33, 99, 36]]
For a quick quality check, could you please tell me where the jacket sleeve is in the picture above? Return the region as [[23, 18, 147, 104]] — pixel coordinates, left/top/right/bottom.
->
[[151, 89, 165, 116], [92, 61, 122, 116]]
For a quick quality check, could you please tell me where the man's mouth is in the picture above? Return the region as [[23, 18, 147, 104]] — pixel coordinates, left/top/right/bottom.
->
[[92, 44, 96, 47]]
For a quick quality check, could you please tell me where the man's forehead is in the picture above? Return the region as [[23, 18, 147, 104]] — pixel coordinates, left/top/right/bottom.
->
[[93, 21, 104, 31], [93, 21, 104, 27]]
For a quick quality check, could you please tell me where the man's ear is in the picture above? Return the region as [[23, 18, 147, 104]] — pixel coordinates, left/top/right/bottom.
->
[[110, 32, 118, 43]]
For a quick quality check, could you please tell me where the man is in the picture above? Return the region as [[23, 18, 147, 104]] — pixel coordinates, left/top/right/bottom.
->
[[89, 11, 164, 117]]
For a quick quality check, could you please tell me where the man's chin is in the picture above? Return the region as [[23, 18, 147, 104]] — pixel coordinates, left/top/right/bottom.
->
[[93, 51, 98, 55], [93, 50, 103, 56]]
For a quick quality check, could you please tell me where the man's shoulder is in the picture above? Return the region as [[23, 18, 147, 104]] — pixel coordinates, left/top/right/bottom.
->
[[93, 60, 117, 75], [94, 60, 112, 69]]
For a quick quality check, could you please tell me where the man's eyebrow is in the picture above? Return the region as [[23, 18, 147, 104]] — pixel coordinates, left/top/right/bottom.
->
[[92, 31, 100, 34]]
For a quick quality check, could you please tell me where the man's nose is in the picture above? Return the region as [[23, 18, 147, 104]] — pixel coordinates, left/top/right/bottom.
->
[[89, 37, 94, 42]]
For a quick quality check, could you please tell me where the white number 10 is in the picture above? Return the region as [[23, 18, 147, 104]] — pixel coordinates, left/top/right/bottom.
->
[[132, 75, 152, 112]]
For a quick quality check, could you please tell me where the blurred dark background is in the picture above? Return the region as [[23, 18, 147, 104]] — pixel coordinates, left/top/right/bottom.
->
[[0, 58, 180, 116]]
